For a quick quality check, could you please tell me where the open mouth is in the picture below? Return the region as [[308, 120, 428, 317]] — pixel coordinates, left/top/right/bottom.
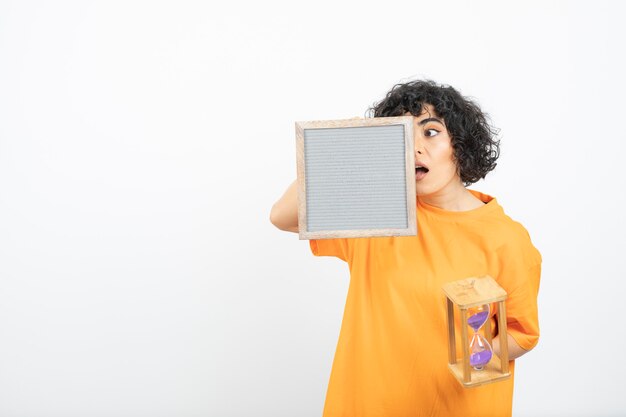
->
[[415, 165, 429, 180]]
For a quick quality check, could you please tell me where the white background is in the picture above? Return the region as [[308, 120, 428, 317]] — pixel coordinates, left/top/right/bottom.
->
[[1, 1, 625, 416]]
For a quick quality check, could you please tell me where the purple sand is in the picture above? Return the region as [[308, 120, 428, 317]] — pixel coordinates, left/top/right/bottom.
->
[[470, 350, 493, 368], [468, 311, 489, 331]]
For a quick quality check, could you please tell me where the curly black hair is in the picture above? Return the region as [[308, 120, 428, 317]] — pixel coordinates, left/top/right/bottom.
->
[[367, 79, 500, 186]]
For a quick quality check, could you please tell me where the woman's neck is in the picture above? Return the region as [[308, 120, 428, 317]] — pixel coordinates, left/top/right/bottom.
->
[[418, 182, 484, 212]]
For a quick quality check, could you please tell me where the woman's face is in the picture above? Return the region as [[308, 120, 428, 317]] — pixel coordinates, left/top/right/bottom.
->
[[408, 105, 463, 197]]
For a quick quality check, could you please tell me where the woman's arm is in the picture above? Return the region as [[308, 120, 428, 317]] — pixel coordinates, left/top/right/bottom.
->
[[492, 332, 531, 361], [270, 179, 299, 233]]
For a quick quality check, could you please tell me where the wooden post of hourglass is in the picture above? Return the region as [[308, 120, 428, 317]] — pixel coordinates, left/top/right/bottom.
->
[[442, 275, 511, 388]]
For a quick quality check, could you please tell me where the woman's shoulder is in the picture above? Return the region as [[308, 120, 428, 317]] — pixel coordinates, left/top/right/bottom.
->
[[485, 208, 542, 266]]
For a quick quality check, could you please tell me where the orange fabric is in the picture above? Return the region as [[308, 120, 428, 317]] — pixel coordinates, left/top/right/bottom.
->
[[309, 190, 542, 417]]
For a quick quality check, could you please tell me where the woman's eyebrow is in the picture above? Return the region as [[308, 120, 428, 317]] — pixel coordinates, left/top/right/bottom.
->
[[418, 117, 444, 126]]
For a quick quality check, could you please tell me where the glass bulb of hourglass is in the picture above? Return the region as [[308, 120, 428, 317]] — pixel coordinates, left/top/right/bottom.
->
[[467, 304, 493, 370]]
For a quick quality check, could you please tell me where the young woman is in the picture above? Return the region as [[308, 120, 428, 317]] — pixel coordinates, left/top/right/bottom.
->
[[270, 79, 542, 417]]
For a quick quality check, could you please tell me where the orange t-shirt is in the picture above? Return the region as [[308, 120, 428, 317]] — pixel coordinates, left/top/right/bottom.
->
[[309, 190, 542, 417]]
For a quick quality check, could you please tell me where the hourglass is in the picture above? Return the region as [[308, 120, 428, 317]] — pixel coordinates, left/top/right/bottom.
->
[[467, 304, 492, 370], [442, 276, 511, 388]]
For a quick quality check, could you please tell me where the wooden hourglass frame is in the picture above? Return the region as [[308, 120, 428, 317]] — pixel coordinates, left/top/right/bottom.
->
[[442, 275, 511, 388]]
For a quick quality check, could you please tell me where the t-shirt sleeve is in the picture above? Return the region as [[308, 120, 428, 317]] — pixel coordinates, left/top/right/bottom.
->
[[309, 238, 351, 262], [501, 260, 542, 351]]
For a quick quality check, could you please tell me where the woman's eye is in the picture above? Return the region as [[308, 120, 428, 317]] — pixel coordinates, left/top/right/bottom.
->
[[425, 129, 439, 137]]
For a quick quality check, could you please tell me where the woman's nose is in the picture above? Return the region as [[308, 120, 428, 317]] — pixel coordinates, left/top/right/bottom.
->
[[414, 135, 425, 155]]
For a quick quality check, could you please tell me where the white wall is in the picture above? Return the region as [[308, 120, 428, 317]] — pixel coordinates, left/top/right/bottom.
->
[[1, 1, 624, 416]]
